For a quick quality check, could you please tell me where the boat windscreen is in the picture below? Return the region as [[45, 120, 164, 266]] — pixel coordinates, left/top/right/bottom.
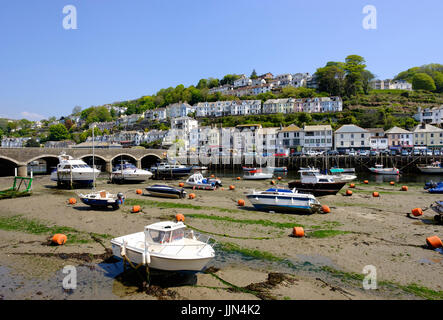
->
[[146, 229, 172, 244]]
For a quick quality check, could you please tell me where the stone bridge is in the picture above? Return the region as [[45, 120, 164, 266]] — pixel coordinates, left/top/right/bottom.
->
[[0, 148, 166, 176]]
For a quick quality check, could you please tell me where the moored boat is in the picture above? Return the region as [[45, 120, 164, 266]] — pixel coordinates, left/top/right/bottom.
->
[[111, 161, 153, 183], [243, 169, 273, 180], [185, 173, 222, 190], [79, 190, 125, 210], [369, 164, 399, 175], [111, 221, 215, 272], [417, 162, 443, 174], [150, 161, 192, 178], [328, 168, 357, 182], [50, 153, 100, 186], [288, 167, 346, 196], [246, 187, 321, 214], [146, 185, 187, 199]]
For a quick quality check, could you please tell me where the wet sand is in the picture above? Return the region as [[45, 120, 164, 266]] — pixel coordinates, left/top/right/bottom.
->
[[0, 174, 442, 300]]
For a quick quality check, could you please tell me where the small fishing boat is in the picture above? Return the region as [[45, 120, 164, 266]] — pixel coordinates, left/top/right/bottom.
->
[[146, 185, 187, 199], [111, 161, 153, 183], [50, 153, 100, 186], [328, 168, 357, 182], [111, 221, 215, 271], [185, 173, 222, 190], [369, 164, 399, 175], [427, 184, 443, 194], [288, 167, 346, 196], [243, 169, 273, 180], [246, 187, 321, 214], [79, 190, 125, 210], [417, 162, 443, 174]]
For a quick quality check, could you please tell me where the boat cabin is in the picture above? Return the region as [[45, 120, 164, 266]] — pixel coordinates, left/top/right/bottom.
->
[[144, 221, 187, 244], [298, 168, 335, 183]]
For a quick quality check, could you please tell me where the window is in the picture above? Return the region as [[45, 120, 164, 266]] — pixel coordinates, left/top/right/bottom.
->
[[361, 134, 364, 138], [341, 141, 344, 146], [361, 141, 364, 145]]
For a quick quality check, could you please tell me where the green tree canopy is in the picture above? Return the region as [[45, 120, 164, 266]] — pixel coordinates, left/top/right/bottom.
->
[[412, 73, 437, 91], [48, 124, 70, 141]]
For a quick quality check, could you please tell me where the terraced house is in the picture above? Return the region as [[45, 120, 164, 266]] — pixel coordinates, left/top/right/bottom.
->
[[385, 126, 413, 150], [334, 124, 371, 151], [263, 98, 295, 114], [412, 123, 443, 148], [303, 125, 333, 152], [276, 124, 303, 154]]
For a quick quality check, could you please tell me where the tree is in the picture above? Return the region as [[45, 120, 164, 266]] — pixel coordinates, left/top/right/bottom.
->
[[48, 124, 70, 141], [412, 73, 436, 91], [433, 72, 443, 93], [315, 64, 345, 96], [344, 55, 367, 96], [64, 119, 73, 131], [361, 70, 375, 94], [72, 106, 82, 115], [25, 138, 40, 147], [250, 69, 258, 79], [220, 74, 241, 86]]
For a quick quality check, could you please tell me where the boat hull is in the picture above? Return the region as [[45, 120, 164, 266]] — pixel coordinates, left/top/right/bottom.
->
[[243, 173, 273, 180], [287, 181, 346, 196], [417, 167, 443, 174], [111, 244, 213, 272], [247, 196, 317, 214], [146, 186, 186, 199], [369, 168, 399, 175], [50, 171, 98, 184]]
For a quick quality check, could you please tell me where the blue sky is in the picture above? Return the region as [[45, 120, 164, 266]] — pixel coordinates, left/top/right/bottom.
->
[[0, 0, 442, 120]]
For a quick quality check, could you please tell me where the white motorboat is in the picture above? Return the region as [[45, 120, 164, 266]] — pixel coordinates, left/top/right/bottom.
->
[[50, 153, 100, 186], [243, 169, 273, 180], [246, 187, 321, 214], [79, 190, 125, 210], [328, 168, 357, 182], [111, 221, 215, 272], [369, 164, 399, 175], [185, 173, 222, 190], [111, 161, 153, 183], [288, 167, 346, 196], [417, 162, 443, 174]]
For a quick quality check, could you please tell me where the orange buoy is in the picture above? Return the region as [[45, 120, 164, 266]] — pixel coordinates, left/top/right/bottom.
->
[[236, 177, 241, 180], [135, 189, 142, 195], [321, 205, 331, 213], [179, 182, 185, 187], [346, 190, 353, 196], [270, 180, 276, 185], [221, 187, 224, 191], [426, 236, 443, 249], [401, 186, 408, 191], [390, 181, 395, 185], [372, 192, 379, 197], [52, 234, 67, 245], [277, 177, 282, 180], [237, 199, 245, 206], [189, 193, 196, 199], [175, 214, 185, 222], [349, 183, 355, 188], [210, 174, 215, 178], [68, 198, 76, 205], [411, 208, 423, 217], [132, 205, 141, 213], [292, 227, 305, 237], [364, 180, 369, 184], [229, 185, 235, 190]]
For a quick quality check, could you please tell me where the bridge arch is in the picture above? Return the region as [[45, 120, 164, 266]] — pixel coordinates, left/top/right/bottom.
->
[[111, 154, 137, 168], [26, 155, 60, 174], [0, 156, 19, 177], [80, 154, 108, 172], [140, 153, 161, 170]]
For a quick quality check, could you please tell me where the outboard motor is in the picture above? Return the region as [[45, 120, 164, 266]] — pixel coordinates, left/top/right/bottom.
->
[[117, 192, 125, 204]]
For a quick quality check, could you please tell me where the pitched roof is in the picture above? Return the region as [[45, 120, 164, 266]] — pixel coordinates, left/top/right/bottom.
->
[[385, 126, 412, 134], [335, 124, 368, 133], [412, 123, 443, 133], [280, 124, 301, 132], [303, 125, 332, 131]]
